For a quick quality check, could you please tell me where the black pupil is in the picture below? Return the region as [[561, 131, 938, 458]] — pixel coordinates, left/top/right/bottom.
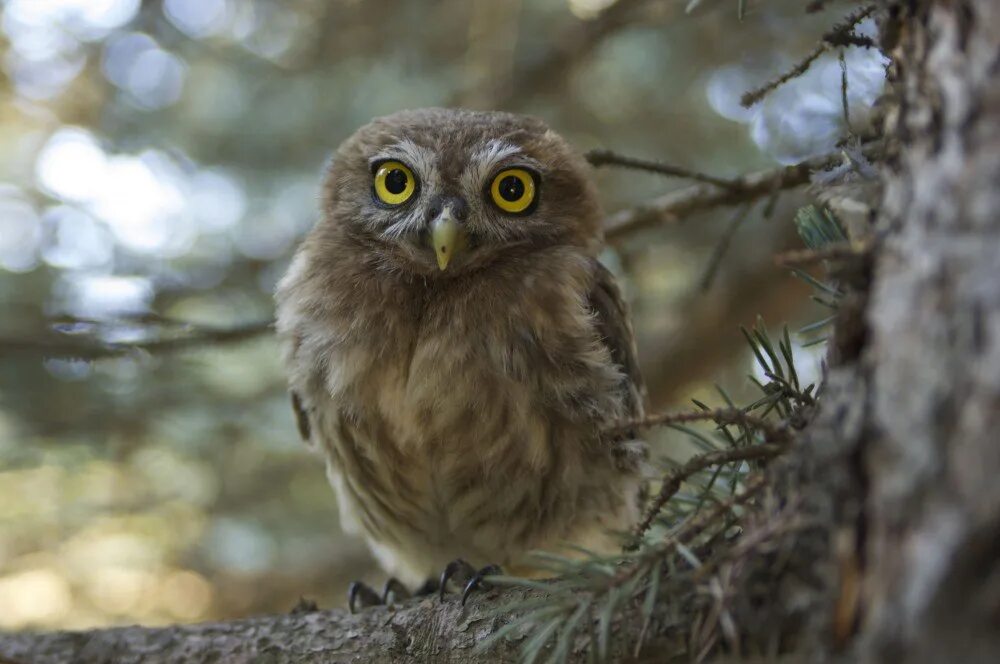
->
[[384, 168, 408, 195], [499, 175, 525, 202]]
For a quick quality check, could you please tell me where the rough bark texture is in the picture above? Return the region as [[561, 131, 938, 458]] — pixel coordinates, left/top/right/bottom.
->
[[0, 589, 682, 664], [1, 1, 998, 662], [780, 1, 1000, 661], [0, 593, 536, 664], [854, 0, 1000, 660]]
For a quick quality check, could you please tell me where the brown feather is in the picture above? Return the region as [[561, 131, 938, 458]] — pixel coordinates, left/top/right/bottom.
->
[[276, 108, 646, 585]]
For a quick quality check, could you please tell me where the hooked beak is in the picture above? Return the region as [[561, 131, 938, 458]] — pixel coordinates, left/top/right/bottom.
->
[[429, 207, 467, 271]]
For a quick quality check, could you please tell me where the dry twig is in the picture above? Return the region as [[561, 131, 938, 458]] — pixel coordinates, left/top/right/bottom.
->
[[586, 149, 739, 189], [0, 320, 273, 360], [698, 202, 754, 291], [603, 145, 878, 241], [605, 407, 789, 442], [740, 5, 877, 108], [773, 242, 870, 267]]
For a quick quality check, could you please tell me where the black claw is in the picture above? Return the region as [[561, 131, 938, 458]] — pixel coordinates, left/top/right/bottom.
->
[[381, 577, 411, 605], [438, 559, 504, 604], [439, 558, 476, 601], [461, 564, 503, 606], [348, 581, 382, 614]]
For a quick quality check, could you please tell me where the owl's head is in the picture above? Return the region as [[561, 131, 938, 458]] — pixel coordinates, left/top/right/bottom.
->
[[318, 108, 602, 276]]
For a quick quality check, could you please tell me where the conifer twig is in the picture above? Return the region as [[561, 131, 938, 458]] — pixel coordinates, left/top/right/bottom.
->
[[740, 4, 877, 108], [631, 445, 786, 546], [604, 407, 789, 442], [774, 242, 870, 267], [603, 143, 881, 240], [698, 202, 754, 291], [839, 49, 854, 134], [0, 320, 274, 359], [740, 44, 828, 109], [647, 474, 770, 553], [586, 149, 740, 189]]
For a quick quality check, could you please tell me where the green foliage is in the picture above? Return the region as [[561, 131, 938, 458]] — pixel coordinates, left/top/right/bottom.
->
[[477, 319, 814, 663], [794, 204, 847, 250], [792, 204, 849, 346]]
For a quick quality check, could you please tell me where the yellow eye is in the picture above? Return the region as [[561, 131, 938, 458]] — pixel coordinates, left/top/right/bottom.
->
[[373, 160, 416, 205], [490, 168, 536, 214]]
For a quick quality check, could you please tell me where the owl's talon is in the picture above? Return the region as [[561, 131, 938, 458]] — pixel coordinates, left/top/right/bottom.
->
[[461, 564, 503, 606], [438, 559, 503, 604], [438, 558, 477, 601], [348, 581, 382, 613], [381, 577, 411, 605]]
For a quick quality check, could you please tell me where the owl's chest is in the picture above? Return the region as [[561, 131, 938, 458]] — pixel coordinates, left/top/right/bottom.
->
[[326, 315, 557, 545], [339, 318, 537, 452]]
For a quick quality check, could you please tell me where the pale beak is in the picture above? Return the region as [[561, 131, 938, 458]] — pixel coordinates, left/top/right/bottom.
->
[[429, 208, 466, 271]]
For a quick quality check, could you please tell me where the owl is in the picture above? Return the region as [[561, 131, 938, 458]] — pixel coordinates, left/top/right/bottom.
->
[[275, 108, 645, 610]]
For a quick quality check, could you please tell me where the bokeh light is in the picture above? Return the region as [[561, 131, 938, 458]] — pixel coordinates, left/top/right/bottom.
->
[[163, 0, 230, 39], [0, 0, 880, 631], [706, 19, 888, 163], [0, 188, 42, 272]]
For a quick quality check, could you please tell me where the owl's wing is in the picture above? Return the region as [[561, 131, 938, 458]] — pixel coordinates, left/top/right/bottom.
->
[[290, 390, 312, 442], [587, 260, 646, 420]]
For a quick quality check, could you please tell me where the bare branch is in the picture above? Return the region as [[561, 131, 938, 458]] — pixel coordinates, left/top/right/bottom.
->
[[739, 5, 877, 108], [698, 202, 754, 291], [0, 589, 542, 664], [839, 48, 854, 134], [740, 43, 829, 109], [586, 149, 740, 189], [0, 320, 274, 360], [603, 146, 877, 241], [773, 242, 870, 267]]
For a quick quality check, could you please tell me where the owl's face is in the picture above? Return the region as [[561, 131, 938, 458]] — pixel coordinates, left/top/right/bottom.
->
[[319, 108, 602, 277]]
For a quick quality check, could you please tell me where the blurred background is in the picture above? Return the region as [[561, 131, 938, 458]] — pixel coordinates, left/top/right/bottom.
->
[[0, 0, 883, 630]]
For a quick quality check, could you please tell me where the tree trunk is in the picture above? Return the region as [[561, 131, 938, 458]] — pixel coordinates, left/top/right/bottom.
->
[[1, 1, 997, 662], [840, 0, 1000, 660]]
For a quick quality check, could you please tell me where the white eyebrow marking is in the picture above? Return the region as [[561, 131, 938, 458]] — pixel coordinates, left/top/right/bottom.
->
[[370, 138, 436, 178], [464, 139, 543, 193], [474, 139, 523, 166]]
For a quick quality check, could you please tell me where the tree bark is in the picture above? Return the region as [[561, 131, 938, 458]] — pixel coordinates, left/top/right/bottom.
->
[[846, 0, 1000, 660], [785, 0, 1000, 661], [0, 593, 537, 664]]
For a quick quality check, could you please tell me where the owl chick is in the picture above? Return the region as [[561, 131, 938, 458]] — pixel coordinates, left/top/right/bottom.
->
[[276, 108, 645, 609]]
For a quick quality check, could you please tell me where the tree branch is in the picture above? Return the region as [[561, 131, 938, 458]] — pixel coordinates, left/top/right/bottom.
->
[[0, 593, 538, 664], [739, 4, 877, 108], [631, 443, 787, 545], [605, 407, 789, 443], [0, 320, 273, 360], [585, 149, 740, 189], [603, 146, 875, 242], [773, 242, 870, 267]]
